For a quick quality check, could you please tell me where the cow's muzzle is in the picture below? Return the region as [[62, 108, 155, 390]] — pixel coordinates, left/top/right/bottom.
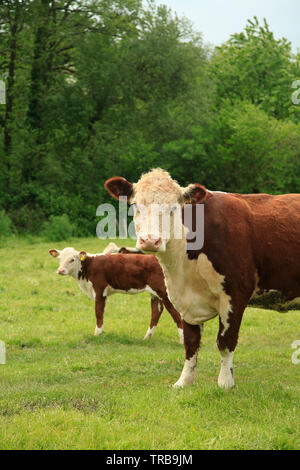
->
[[138, 236, 162, 252], [57, 268, 67, 275]]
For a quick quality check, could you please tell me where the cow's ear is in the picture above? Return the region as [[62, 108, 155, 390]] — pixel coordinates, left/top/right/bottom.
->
[[79, 251, 87, 261], [49, 249, 60, 258], [182, 184, 208, 204], [104, 177, 133, 202], [103, 242, 119, 254]]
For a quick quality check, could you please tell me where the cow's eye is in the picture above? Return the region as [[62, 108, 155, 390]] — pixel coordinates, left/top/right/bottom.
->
[[69, 259, 74, 263]]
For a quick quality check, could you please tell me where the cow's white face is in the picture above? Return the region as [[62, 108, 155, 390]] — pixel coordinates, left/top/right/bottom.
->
[[49, 247, 85, 277], [105, 169, 208, 253], [132, 200, 183, 252]]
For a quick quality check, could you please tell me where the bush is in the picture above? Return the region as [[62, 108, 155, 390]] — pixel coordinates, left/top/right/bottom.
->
[[41, 214, 75, 242], [11, 204, 46, 234], [0, 210, 15, 238]]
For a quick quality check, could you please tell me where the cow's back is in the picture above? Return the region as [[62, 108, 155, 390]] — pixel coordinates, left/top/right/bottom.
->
[[190, 191, 300, 300], [243, 193, 300, 297]]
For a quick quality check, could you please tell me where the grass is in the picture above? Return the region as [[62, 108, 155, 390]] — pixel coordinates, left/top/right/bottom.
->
[[0, 236, 299, 450]]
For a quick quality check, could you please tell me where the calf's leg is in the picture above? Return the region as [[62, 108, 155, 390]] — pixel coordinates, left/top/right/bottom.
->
[[94, 295, 106, 336], [144, 296, 163, 339]]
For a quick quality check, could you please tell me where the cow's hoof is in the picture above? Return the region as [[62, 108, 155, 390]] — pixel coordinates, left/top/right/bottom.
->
[[94, 326, 103, 336], [173, 378, 193, 388], [143, 326, 155, 340], [173, 380, 184, 389], [218, 376, 235, 389]]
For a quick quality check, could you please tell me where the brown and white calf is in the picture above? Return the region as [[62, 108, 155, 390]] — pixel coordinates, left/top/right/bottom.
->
[[105, 168, 300, 388], [49, 247, 183, 342]]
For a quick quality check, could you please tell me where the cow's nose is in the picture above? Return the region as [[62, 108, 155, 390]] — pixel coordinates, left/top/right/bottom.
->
[[139, 236, 162, 252], [57, 268, 66, 275]]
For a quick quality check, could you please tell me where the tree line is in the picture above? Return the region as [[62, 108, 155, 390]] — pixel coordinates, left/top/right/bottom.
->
[[0, 0, 299, 237]]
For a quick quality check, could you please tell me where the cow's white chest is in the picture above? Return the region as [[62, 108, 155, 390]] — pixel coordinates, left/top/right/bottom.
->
[[159, 253, 231, 327], [165, 277, 218, 324]]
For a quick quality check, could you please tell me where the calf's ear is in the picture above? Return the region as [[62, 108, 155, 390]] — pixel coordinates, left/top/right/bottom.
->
[[79, 251, 87, 261], [49, 249, 60, 257], [104, 177, 133, 202], [182, 184, 208, 204]]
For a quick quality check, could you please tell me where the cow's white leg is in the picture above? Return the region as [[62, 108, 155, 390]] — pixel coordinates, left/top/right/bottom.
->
[[178, 327, 184, 344], [218, 349, 234, 389], [217, 294, 248, 389], [94, 325, 104, 336], [173, 321, 201, 388], [143, 325, 156, 339], [173, 352, 198, 388]]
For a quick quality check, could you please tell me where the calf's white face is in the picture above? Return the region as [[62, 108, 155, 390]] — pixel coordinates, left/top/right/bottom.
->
[[49, 247, 86, 277]]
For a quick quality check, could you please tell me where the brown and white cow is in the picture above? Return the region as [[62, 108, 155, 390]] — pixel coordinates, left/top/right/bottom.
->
[[105, 168, 300, 388], [49, 247, 183, 342]]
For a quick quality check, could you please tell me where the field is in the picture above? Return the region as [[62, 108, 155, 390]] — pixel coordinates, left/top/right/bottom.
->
[[0, 237, 299, 450]]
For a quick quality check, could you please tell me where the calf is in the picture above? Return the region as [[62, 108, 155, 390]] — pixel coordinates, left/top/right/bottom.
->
[[49, 247, 183, 342]]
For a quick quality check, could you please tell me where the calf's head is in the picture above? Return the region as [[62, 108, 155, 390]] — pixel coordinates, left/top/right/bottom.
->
[[49, 247, 87, 277], [105, 168, 207, 252]]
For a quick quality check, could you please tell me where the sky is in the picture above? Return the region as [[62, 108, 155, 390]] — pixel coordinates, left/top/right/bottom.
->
[[156, 0, 300, 52]]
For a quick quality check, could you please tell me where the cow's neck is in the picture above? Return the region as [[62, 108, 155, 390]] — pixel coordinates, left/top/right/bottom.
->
[[156, 233, 191, 278]]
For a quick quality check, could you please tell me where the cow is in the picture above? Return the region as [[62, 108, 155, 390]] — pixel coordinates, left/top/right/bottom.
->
[[105, 168, 300, 388], [49, 247, 183, 342]]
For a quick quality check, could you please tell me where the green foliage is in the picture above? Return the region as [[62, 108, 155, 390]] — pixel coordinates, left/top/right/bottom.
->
[[0, 209, 15, 238], [41, 214, 75, 242], [207, 102, 300, 193], [211, 17, 300, 122], [162, 101, 300, 193], [0, 4, 299, 236]]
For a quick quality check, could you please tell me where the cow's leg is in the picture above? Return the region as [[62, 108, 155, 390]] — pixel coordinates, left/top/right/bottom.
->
[[217, 295, 248, 389], [162, 296, 184, 344], [144, 296, 163, 339], [173, 320, 201, 388], [94, 295, 106, 336]]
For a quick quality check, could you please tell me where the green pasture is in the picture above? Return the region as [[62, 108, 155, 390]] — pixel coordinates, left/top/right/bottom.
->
[[0, 237, 299, 449]]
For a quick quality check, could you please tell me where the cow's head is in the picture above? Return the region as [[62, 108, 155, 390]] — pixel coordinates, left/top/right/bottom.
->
[[49, 247, 87, 277], [105, 168, 208, 253]]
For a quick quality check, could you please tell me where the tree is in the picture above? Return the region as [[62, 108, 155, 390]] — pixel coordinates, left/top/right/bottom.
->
[[0, 0, 30, 153], [211, 17, 300, 122]]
